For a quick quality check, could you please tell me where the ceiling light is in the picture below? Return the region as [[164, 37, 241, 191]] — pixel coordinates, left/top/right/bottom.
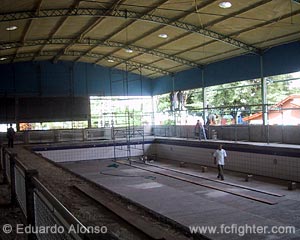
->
[[107, 59, 114, 63], [218, 1, 232, 8], [158, 33, 168, 39], [0, 46, 10, 50], [6, 26, 18, 31], [125, 48, 133, 53], [0, 57, 7, 61]]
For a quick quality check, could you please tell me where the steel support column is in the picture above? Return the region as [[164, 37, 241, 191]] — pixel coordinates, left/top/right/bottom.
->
[[260, 54, 269, 143], [201, 67, 207, 124], [260, 55, 267, 126]]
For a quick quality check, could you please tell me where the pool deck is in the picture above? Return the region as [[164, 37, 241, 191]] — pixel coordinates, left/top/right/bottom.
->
[[61, 158, 300, 240]]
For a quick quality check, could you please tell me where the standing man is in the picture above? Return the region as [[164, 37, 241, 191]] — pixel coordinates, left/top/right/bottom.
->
[[194, 120, 207, 140], [177, 90, 184, 110], [169, 91, 175, 111], [194, 120, 201, 138], [7, 124, 15, 148], [213, 144, 227, 180]]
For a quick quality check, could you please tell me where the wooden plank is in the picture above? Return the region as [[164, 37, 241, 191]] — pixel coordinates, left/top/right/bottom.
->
[[123, 163, 278, 205], [144, 162, 284, 197]]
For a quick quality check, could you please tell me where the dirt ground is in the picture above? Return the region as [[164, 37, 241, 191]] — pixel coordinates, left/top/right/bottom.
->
[[0, 174, 27, 240]]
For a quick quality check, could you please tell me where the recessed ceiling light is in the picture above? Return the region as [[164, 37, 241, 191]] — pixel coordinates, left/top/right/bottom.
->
[[218, 1, 232, 8], [6, 26, 18, 31], [158, 33, 168, 39], [0, 57, 7, 61], [125, 48, 133, 53], [0, 45, 11, 49], [107, 59, 114, 63]]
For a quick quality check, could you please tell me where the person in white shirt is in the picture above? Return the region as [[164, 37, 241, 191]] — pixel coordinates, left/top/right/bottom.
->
[[213, 144, 227, 180]]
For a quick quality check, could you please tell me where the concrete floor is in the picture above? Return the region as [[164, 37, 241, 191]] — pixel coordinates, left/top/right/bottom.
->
[[61, 158, 300, 240]]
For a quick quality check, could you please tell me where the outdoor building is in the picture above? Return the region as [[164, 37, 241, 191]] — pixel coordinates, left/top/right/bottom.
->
[[243, 95, 300, 125]]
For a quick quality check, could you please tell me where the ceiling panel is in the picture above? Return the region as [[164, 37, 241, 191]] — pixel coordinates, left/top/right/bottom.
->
[[42, 44, 65, 51], [151, 59, 181, 69], [33, 56, 52, 61], [24, 18, 63, 39], [177, 40, 238, 62], [110, 21, 161, 44], [92, 46, 120, 55], [237, 14, 300, 48], [59, 56, 78, 62], [54, 17, 95, 38], [69, 44, 92, 52], [84, 18, 130, 40], [0, 0, 37, 13], [0, 0, 300, 78], [253, 32, 300, 49], [131, 53, 163, 64], [41, 0, 78, 9], [202, 49, 247, 65], [17, 46, 41, 54], [157, 32, 213, 55]]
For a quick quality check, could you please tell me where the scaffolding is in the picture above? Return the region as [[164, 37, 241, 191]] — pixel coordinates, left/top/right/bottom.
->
[[112, 111, 145, 164]]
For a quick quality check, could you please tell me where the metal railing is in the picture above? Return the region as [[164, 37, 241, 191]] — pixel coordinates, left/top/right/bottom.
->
[[14, 164, 27, 216], [0, 145, 92, 240], [0, 128, 112, 145], [33, 178, 88, 240]]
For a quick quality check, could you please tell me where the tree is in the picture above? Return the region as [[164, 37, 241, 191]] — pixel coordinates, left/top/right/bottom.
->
[[266, 74, 295, 104], [156, 93, 170, 112], [154, 73, 300, 124]]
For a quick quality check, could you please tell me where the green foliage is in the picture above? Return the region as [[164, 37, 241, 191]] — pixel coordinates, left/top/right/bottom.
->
[[266, 75, 295, 104], [185, 89, 203, 110], [156, 94, 170, 112], [206, 80, 262, 108], [163, 119, 175, 125], [154, 73, 300, 125]]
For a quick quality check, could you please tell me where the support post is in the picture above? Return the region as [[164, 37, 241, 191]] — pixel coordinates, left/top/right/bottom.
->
[[10, 153, 18, 205], [15, 97, 20, 132], [23, 131, 30, 144], [260, 55, 267, 126], [171, 74, 176, 127], [0, 145, 3, 171], [25, 169, 38, 240], [87, 96, 92, 128], [1, 146, 8, 184], [260, 54, 268, 143], [201, 67, 207, 122]]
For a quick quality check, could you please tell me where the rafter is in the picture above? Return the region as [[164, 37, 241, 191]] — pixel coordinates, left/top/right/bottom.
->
[[77, 0, 169, 63], [35, 0, 81, 61], [138, 0, 274, 68], [0, 8, 259, 53], [54, 0, 125, 63], [187, 31, 300, 65], [1, 51, 170, 76], [78, 0, 124, 41], [12, 0, 44, 63], [109, 0, 216, 70], [108, 0, 216, 69], [204, 0, 273, 28], [172, 7, 300, 61], [21, 0, 44, 43], [0, 38, 198, 67]]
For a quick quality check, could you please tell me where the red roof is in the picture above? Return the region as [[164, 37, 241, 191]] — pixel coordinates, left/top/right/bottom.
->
[[243, 94, 300, 121]]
